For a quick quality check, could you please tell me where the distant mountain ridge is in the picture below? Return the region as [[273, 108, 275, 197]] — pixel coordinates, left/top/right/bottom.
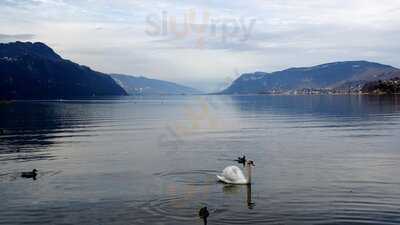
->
[[3, 42, 397, 98], [0, 42, 127, 99], [111, 74, 201, 95], [0, 42, 62, 61], [221, 61, 400, 94], [0, 41, 202, 99]]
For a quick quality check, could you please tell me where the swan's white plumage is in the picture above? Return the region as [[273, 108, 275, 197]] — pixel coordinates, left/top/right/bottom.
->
[[217, 166, 248, 184]]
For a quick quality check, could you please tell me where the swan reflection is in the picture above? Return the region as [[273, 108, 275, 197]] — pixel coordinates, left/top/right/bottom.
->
[[222, 185, 255, 209]]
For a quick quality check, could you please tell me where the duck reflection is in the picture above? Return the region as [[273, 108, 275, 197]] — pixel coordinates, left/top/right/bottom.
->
[[222, 184, 255, 209]]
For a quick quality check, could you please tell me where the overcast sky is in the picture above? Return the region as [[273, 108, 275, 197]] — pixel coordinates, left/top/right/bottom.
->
[[1, 0, 400, 91]]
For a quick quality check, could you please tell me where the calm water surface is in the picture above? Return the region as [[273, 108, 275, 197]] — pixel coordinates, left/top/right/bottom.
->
[[1, 95, 400, 225]]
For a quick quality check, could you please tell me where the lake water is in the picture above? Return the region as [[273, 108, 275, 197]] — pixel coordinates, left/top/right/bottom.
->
[[1, 95, 400, 225]]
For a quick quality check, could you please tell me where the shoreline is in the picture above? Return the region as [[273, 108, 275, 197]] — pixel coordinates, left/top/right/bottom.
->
[[1, 93, 400, 101]]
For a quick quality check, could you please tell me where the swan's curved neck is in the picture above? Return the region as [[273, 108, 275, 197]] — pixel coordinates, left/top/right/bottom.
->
[[245, 163, 252, 184]]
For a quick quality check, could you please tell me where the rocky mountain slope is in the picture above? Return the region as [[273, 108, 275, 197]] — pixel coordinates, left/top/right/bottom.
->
[[0, 42, 127, 99], [221, 61, 400, 94]]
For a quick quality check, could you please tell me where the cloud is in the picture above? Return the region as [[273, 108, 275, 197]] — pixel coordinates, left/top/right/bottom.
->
[[1, 0, 400, 91], [0, 33, 36, 42]]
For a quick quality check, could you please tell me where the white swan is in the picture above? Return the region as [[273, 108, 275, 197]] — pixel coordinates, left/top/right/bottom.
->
[[217, 160, 255, 185]]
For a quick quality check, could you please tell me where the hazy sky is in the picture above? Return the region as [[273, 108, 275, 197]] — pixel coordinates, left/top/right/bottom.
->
[[1, 0, 400, 91]]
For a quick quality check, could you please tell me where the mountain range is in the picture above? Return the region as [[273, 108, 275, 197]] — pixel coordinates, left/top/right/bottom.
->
[[0, 42, 199, 99], [221, 61, 400, 94], [1, 42, 399, 98], [111, 74, 201, 95], [0, 42, 127, 99]]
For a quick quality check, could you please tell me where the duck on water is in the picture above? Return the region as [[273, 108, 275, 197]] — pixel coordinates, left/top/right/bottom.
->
[[198, 207, 210, 225], [234, 155, 246, 165], [21, 169, 38, 179]]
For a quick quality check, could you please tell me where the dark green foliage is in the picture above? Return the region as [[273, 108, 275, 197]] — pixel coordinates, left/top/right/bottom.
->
[[361, 78, 400, 94]]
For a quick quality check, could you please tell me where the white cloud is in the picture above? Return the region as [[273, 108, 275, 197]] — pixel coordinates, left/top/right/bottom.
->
[[1, 0, 400, 91]]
